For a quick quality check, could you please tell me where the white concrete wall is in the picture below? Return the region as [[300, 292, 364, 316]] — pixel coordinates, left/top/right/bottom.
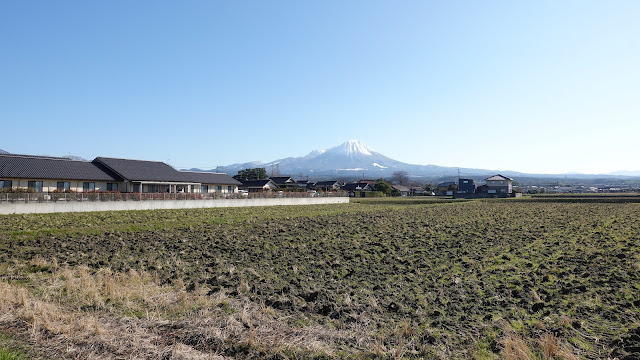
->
[[0, 197, 349, 215]]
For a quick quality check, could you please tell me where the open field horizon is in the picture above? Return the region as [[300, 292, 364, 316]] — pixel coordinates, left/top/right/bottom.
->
[[1, 198, 639, 359]]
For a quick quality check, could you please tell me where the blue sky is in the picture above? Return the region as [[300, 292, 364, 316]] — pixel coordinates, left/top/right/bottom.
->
[[1, 1, 638, 174]]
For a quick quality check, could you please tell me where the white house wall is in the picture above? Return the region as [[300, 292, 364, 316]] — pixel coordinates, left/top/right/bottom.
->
[[201, 184, 237, 194], [1, 178, 121, 193]]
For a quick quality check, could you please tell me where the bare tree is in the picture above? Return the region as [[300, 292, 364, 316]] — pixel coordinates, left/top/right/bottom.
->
[[391, 171, 409, 185]]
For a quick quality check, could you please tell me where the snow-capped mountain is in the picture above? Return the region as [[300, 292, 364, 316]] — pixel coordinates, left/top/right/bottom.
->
[[201, 140, 503, 179], [296, 140, 405, 172], [0, 149, 8, 154], [327, 140, 373, 157], [187, 140, 640, 180]]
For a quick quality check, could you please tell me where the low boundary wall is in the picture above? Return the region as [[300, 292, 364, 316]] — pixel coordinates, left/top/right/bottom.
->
[[0, 197, 349, 215]]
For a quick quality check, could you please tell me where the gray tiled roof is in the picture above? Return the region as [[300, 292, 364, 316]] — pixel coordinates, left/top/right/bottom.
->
[[438, 182, 457, 186], [93, 157, 188, 182], [0, 154, 121, 181], [180, 172, 242, 186], [315, 180, 339, 186], [342, 183, 371, 191], [269, 176, 294, 185], [485, 174, 513, 181], [239, 179, 276, 188], [391, 185, 411, 192]]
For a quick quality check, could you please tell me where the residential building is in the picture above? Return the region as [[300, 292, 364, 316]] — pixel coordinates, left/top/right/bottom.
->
[[93, 157, 198, 193], [0, 153, 240, 194], [314, 180, 341, 191], [296, 179, 312, 190], [269, 176, 297, 190], [390, 184, 411, 196], [457, 178, 476, 194], [485, 174, 513, 195], [410, 186, 428, 196], [437, 182, 458, 196], [180, 171, 241, 194], [239, 179, 278, 193], [0, 154, 121, 193], [342, 182, 373, 197]]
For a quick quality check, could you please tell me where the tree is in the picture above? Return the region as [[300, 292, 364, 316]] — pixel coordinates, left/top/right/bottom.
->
[[391, 171, 409, 185], [374, 179, 391, 194], [233, 168, 268, 181]]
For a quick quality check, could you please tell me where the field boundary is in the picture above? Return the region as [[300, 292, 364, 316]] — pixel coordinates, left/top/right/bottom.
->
[[0, 197, 349, 214]]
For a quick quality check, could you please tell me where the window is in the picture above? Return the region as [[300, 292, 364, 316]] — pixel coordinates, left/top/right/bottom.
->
[[57, 182, 70, 191], [228, 185, 234, 193], [0, 180, 12, 189], [83, 182, 95, 192], [28, 181, 43, 192], [107, 183, 118, 191], [201, 185, 209, 193], [145, 184, 159, 193], [216, 185, 222, 192]]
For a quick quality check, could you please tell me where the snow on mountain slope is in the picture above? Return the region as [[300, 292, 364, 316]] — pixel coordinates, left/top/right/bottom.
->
[[302, 149, 326, 159], [324, 140, 374, 157]]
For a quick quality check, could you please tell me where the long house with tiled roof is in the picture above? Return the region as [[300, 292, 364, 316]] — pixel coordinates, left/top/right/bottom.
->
[[0, 154, 122, 193], [0, 153, 240, 194]]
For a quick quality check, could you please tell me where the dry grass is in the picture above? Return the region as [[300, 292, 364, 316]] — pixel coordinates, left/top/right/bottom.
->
[[538, 332, 559, 359], [498, 325, 580, 360], [0, 258, 387, 359], [538, 333, 580, 360], [501, 332, 536, 360]]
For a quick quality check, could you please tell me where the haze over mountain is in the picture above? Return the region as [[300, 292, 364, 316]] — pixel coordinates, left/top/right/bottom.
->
[[605, 170, 640, 176], [0, 149, 8, 154]]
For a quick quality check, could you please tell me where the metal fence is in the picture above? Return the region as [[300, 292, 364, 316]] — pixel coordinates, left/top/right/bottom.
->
[[0, 191, 347, 203]]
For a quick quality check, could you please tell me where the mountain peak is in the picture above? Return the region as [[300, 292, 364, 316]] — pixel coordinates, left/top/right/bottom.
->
[[330, 140, 374, 156], [303, 149, 326, 159]]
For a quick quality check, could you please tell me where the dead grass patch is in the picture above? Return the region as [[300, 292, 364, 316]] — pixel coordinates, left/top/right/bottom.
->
[[0, 260, 384, 359]]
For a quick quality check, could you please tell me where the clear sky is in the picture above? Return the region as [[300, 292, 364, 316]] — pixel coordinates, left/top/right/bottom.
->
[[1, 1, 638, 174]]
